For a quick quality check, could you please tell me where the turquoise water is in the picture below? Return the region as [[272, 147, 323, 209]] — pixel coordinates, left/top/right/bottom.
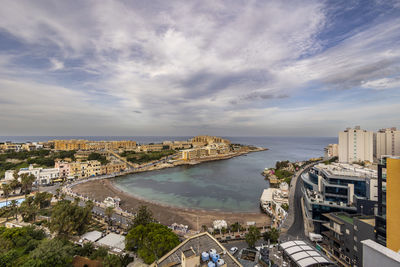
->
[[0, 198, 24, 208], [113, 137, 336, 212]]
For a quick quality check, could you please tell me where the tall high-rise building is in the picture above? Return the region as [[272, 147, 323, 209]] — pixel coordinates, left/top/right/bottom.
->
[[338, 126, 373, 163], [375, 127, 400, 160], [386, 157, 400, 252], [375, 156, 400, 251]]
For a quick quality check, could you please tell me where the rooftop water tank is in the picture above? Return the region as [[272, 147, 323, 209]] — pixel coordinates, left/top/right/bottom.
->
[[211, 253, 220, 263], [208, 261, 216, 267], [217, 259, 225, 267], [201, 252, 209, 261], [209, 249, 217, 256]]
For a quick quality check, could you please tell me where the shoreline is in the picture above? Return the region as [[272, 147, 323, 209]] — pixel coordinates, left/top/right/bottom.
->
[[72, 179, 270, 229], [70, 147, 270, 229]]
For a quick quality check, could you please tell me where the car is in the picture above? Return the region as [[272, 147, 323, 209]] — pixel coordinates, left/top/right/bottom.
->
[[230, 247, 238, 255]]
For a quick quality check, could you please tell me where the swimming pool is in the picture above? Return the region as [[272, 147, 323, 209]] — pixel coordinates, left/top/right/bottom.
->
[[0, 198, 25, 208]]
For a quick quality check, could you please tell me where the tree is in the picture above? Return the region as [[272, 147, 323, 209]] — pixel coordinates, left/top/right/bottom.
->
[[230, 222, 243, 232], [50, 200, 92, 237], [132, 205, 154, 228], [245, 226, 261, 248], [20, 173, 36, 195], [201, 225, 208, 232], [1, 184, 11, 208], [20, 196, 39, 222], [9, 200, 18, 221], [34, 192, 52, 209], [105, 206, 114, 226], [9, 178, 20, 195], [263, 227, 280, 244], [88, 152, 109, 165], [23, 238, 76, 266], [103, 254, 122, 267], [126, 223, 180, 264]]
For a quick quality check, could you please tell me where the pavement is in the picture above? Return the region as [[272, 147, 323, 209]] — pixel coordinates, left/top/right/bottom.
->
[[280, 162, 319, 241]]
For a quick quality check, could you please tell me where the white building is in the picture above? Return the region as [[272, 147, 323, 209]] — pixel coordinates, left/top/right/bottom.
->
[[339, 126, 373, 163], [375, 127, 400, 160], [15, 165, 59, 185], [362, 239, 400, 267]]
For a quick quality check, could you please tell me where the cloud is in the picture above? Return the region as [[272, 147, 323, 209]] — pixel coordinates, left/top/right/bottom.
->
[[361, 76, 400, 90], [49, 58, 64, 71], [0, 0, 399, 136]]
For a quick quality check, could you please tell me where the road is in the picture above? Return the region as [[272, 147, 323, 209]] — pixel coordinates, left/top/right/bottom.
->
[[285, 169, 306, 239]]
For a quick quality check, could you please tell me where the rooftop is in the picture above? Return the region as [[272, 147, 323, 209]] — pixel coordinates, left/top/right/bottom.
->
[[280, 240, 332, 267], [152, 232, 242, 267], [96, 233, 125, 251], [336, 214, 354, 224], [314, 162, 377, 179]]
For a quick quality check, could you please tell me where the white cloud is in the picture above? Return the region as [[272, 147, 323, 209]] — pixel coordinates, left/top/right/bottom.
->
[[0, 0, 398, 135]]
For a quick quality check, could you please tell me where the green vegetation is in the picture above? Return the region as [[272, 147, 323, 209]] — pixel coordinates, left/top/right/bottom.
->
[[132, 205, 154, 228], [263, 227, 280, 244], [50, 199, 93, 237], [88, 152, 109, 165], [0, 226, 132, 267], [281, 203, 289, 211], [275, 160, 290, 169], [126, 223, 180, 264], [245, 226, 261, 248], [121, 150, 175, 164], [230, 222, 245, 232], [0, 150, 76, 177], [125, 205, 179, 264], [323, 156, 338, 165]]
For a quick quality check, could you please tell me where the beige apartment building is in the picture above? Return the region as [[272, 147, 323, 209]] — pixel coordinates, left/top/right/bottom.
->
[[325, 144, 338, 158], [190, 135, 230, 147], [339, 126, 373, 163], [375, 127, 400, 160], [53, 140, 136, 151], [100, 161, 127, 175]]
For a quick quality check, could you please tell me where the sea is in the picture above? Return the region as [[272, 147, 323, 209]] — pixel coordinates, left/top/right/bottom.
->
[[1, 136, 337, 213]]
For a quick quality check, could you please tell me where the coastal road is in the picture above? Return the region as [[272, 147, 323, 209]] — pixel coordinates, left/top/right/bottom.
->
[[285, 170, 306, 239], [281, 163, 317, 241]]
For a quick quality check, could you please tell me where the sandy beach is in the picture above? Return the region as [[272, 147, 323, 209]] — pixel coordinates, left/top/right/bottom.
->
[[72, 179, 270, 230]]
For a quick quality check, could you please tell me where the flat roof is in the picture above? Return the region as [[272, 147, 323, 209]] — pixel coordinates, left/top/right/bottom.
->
[[154, 232, 242, 267], [96, 233, 125, 250], [280, 240, 332, 267], [336, 214, 354, 224], [81, 231, 102, 242]]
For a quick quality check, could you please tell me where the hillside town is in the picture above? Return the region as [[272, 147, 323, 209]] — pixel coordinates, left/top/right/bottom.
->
[[1, 128, 400, 267]]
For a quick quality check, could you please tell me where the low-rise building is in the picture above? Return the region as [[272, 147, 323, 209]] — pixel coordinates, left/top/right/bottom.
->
[[151, 232, 242, 267], [16, 165, 59, 185], [55, 161, 70, 179], [320, 212, 376, 267], [0, 142, 22, 152], [100, 161, 126, 175]]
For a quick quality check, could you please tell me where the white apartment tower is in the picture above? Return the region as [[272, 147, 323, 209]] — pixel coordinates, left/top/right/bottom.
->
[[375, 127, 400, 159], [338, 126, 373, 163]]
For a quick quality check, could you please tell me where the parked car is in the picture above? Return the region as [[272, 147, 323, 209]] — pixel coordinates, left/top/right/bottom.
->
[[230, 247, 238, 255]]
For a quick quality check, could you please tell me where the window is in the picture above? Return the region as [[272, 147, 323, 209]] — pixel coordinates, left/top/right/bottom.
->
[[346, 229, 350, 235]]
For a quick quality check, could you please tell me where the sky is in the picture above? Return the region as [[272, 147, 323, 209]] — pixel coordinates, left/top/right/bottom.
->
[[0, 0, 399, 137]]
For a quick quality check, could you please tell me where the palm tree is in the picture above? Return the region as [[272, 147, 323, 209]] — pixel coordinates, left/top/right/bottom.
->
[[9, 178, 20, 195], [105, 206, 114, 226], [20, 173, 36, 195], [1, 184, 11, 207], [10, 200, 18, 221]]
